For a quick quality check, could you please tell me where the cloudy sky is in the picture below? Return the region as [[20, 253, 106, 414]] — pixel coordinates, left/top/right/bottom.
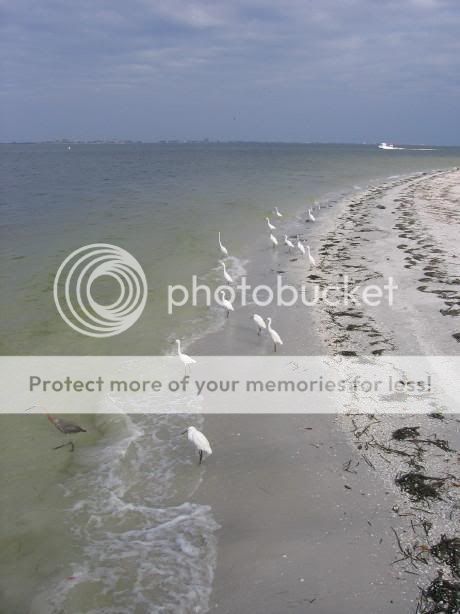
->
[[1, 0, 459, 144]]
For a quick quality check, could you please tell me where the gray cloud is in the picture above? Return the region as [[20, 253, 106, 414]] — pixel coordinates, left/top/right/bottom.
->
[[1, 0, 459, 142]]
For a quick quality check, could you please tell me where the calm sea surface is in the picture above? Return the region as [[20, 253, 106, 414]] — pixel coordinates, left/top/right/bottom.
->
[[1, 143, 460, 612]]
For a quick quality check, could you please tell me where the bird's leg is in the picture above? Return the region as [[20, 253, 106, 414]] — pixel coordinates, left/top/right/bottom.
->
[[274, 343, 277, 352], [199, 450, 203, 465], [226, 310, 229, 319], [53, 441, 74, 451], [258, 327, 261, 336]]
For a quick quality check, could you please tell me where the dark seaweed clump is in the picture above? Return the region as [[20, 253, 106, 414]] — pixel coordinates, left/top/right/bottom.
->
[[395, 472, 445, 501], [428, 412, 445, 420], [431, 536, 460, 578], [392, 426, 420, 440], [417, 576, 460, 613]]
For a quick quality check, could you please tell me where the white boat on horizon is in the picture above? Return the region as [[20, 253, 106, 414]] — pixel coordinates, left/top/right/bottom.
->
[[378, 142, 404, 150]]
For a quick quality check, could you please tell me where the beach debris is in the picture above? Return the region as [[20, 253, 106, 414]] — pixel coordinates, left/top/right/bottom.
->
[[392, 426, 420, 441], [428, 412, 445, 420], [430, 535, 460, 577], [395, 472, 446, 501], [416, 573, 460, 614], [390, 527, 428, 568], [343, 459, 358, 473]]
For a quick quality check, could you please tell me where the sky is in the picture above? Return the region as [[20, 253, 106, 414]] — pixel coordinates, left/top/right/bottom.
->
[[1, 0, 459, 144]]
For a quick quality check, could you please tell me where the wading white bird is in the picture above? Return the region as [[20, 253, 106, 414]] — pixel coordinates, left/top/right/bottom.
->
[[308, 208, 316, 222], [218, 231, 228, 257], [270, 233, 278, 248], [252, 313, 267, 335], [176, 339, 196, 373], [284, 234, 294, 252], [274, 207, 283, 218], [220, 260, 233, 283], [183, 426, 212, 464], [306, 245, 316, 266], [297, 236, 306, 256], [266, 317, 283, 352], [265, 217, 276, 231], [219, 290, 234, 318]]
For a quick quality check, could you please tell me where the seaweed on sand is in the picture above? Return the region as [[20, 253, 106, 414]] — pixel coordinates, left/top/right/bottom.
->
[[416, 575, 460, 614], [431, 536, 460, 578], [395, 472, 446, 501], [393, 426, 420, 440]]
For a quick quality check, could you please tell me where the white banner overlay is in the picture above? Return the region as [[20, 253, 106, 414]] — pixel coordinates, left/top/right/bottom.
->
[[1, 356, 458, 414]]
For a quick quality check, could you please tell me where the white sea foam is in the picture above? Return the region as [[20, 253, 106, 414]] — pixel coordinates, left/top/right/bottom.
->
[[30, 390, 219, 613]]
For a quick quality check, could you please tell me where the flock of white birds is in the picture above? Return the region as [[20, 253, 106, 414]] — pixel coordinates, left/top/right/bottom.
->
[[178, 202, 320, 462]]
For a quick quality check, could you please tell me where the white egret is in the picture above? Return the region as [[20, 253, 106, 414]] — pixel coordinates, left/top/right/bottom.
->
[[183, 426, 212, 464], [176, 339, 196, 373], [308, 208, 316, 222], [266, 317, 283, 352], [220, 260, 233, 283], [274, 207, 283, 218], [297, 236, 306, 256], [252, 313, 266, 335], [306, 245, 316, 267], [284, 234, 294, 252], [218, 231, 228, 257], [270, 233, 278, 248], [219, 290, 234, 318], [265, 217, 276, 230]]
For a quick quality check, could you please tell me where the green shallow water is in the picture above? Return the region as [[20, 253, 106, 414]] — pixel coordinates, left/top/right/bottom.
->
[[1, 142, 460, 612]]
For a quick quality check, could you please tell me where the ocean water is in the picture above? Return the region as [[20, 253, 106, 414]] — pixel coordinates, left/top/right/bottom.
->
[[1, 142, 460, 612]]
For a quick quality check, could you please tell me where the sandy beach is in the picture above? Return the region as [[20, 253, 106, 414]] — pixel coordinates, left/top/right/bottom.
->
[[190, 169, 460, 613]]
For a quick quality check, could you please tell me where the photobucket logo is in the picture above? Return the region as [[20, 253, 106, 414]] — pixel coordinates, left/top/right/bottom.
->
[[54, 244, 147, 337], [168, 275, 398, 314]]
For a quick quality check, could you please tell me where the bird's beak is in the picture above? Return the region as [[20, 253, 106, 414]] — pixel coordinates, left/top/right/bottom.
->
[[181, 430, 188, 435], [25, 405, 39, 412]]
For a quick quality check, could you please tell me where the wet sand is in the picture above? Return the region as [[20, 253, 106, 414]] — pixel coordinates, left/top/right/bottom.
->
[[188, 168, 460, 612]]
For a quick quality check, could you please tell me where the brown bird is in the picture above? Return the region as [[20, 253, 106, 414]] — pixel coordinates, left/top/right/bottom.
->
[[46, 414, 86, 451], [26, 406, 87, 451]]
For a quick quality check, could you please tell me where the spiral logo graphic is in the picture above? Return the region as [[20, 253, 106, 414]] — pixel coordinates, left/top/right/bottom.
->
[[53, 243, 148, 337]]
